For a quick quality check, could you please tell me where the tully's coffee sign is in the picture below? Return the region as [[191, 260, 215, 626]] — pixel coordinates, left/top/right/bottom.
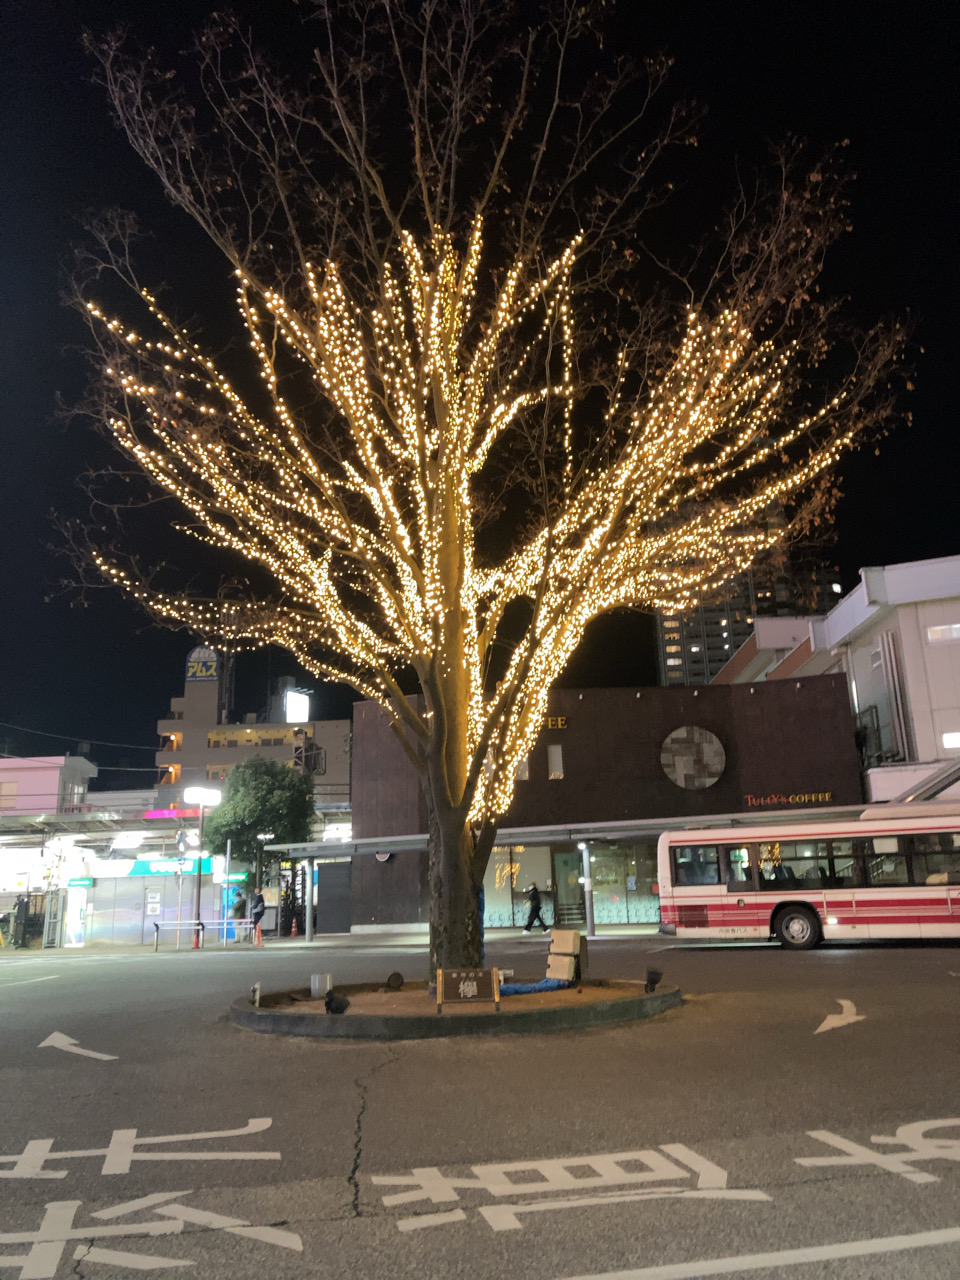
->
[[745, 791, 834, 808]]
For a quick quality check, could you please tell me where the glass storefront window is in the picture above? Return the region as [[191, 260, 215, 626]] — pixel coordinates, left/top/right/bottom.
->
[[511, 845, 553, 925], [482, 845, 554, 926], [484, 847, 520, 927], [482, 838, 661, 928], [591, 850, 628, 924]]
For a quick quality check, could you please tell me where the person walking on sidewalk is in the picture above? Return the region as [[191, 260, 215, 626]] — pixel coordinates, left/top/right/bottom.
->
[[523, 882, 549, 933], [249, 887, 266, 940]]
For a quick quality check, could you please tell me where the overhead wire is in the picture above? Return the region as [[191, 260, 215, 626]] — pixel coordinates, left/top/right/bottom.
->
[[0, 720, 159, 751]]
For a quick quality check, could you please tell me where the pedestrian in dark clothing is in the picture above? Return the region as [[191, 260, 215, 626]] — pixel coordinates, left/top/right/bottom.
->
[[250, 887, 266, 934], [523, 882, 549, 933]]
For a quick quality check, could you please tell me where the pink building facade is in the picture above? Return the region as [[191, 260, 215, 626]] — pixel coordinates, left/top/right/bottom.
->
[[0, 756, 98, 816]]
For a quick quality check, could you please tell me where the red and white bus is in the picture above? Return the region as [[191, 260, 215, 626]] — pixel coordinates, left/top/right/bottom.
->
[[657, 804, 960, 949]]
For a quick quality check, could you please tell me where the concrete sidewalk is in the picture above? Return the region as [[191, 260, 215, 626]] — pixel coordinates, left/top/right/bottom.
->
[[0, 923, 660, 959]]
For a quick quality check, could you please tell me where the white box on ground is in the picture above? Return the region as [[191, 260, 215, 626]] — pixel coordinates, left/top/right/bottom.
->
[[311, 973, 333, 998], [549, 929, 580, 956], [546, 953, 577, 981]]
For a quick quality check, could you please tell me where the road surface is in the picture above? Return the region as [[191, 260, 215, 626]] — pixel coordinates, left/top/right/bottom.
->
[[1, 932, 958, 1278]]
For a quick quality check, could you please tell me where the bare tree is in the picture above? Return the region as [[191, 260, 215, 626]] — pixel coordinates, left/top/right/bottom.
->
[[71, 1, 906, 969]]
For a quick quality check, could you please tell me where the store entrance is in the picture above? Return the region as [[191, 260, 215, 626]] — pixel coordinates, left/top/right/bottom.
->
[[552, 849, 585, 926]]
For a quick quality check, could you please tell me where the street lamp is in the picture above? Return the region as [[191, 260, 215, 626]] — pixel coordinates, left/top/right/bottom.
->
[[577, 841, 596, 939], [183, 786, 221, 949]]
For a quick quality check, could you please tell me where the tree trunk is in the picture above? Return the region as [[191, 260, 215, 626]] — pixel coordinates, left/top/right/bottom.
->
[[428, 814, 478, 974], [427, 805, 497, 975]]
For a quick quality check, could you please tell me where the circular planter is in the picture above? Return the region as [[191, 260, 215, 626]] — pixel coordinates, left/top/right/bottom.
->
[[229, 979, 682, 1040]]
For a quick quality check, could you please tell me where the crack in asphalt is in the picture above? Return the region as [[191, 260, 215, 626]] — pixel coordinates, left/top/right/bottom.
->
[[348, 1047, 401, 1217], [71, 1240, 90, 1279]]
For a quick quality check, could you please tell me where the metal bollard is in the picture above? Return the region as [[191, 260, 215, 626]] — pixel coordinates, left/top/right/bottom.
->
[[154, 922, 160, 952]]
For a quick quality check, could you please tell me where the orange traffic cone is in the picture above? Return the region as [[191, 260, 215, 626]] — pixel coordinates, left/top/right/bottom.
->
[[253, 922, 264, 948], [290, 914, 298, 937]]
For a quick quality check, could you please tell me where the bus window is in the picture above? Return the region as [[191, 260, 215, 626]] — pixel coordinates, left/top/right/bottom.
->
[[905, 831, 960, 884], [828, 839, 865, 888], [855, 836, 911, 886], [671, 845, 721, 886], [756, 841, 831, 891], [722, 845, 754, 890]]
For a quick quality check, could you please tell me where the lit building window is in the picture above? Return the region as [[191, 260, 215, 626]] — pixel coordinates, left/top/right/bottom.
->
[[690, 645, 701, 653], [547, 744, 564, 780], [666, 658, 683, 666], [943, 732, 960, 750], [927, 624, 960, 643], [665, 644, 681, 652]]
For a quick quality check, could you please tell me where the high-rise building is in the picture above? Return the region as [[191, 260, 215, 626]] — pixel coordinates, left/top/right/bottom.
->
[[655, 558, 842, 686]]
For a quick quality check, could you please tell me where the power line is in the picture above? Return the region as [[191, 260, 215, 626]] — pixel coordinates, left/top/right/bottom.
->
[[0, 747, 158, 762], [1, 749, 159, 769], [0, 720, 159, 751], [90, 765, 164, 773]]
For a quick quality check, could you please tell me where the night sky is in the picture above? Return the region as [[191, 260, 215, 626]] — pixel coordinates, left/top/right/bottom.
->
[[1, 0, 957, 785]]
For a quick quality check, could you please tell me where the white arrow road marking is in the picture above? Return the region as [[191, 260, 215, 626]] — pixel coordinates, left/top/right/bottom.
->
[[815, 999, 865, 1035], [38, 1032, 118, 1060]]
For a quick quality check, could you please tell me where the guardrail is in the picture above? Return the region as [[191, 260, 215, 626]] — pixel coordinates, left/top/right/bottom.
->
[[152, 920, 205, 951], [152, 918, 265, 949]]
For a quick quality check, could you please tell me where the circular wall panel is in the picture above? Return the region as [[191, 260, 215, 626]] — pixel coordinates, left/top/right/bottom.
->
[[660, 725, 726, 789]]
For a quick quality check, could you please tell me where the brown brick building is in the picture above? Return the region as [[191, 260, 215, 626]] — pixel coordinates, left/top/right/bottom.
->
[[342, 677, 863, 930]]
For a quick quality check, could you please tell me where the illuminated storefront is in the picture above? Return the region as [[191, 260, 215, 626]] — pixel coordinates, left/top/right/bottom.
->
[[483, 840, 660, 928]]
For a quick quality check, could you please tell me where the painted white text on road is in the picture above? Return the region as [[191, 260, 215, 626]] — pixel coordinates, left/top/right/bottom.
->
[[0, 1118, 281, 1180]]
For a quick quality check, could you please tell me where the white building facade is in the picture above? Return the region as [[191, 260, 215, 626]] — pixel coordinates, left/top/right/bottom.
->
[[713, 555, 960, 801]]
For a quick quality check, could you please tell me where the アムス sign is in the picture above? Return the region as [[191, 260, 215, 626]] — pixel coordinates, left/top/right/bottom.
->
[[185, 645, 219, 682]]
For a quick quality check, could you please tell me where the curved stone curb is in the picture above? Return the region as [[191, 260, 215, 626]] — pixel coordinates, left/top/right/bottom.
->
[[228, 982, 682, 1040]]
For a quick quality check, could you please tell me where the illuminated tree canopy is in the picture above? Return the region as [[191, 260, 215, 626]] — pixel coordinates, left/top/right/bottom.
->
[[72, 1, 906, 968]]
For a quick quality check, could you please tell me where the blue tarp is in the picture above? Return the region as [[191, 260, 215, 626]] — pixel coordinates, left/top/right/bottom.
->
[[499, 978, 572, 996]]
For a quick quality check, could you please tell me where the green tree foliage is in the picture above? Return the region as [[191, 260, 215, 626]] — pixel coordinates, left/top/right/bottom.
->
[[204, 759, 315, 869]]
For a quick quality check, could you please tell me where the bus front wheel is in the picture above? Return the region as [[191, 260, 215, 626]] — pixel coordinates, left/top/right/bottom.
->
[[773, 905, 821, 950]]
